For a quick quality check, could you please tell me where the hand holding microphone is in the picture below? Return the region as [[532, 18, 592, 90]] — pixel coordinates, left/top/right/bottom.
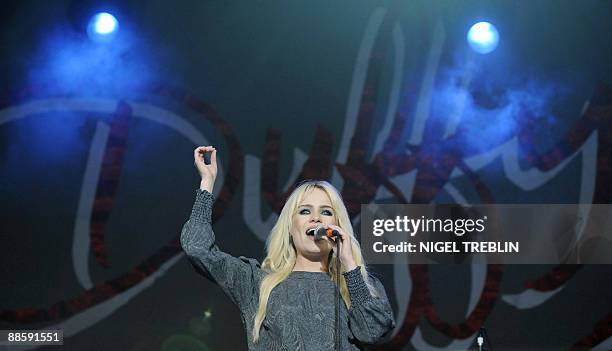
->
[[307, 224, 357, 271]]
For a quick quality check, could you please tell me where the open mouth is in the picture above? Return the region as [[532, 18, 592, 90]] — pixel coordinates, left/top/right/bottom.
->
[[305, 226, 322, 236]]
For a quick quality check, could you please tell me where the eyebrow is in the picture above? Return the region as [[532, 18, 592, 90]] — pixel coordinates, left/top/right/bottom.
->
[[299, 204, 334, 209]]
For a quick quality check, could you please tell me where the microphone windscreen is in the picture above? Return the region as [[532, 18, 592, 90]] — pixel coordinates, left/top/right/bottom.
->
[[314, 227, 328, 241]]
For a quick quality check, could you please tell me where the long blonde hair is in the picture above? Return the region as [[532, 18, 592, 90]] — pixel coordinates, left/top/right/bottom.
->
[[252, 180, 378, 343]]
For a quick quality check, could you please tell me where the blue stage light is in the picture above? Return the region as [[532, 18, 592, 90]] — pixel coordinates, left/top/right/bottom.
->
[[467, 22, 499, 54], [87, 12, 119, 42]]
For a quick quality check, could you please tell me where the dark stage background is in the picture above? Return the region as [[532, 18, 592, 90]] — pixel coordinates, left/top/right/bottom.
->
[[1, 1, 611, 350]]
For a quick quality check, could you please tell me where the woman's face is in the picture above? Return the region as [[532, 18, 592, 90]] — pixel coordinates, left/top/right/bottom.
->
[[291, 188, 336, 260]]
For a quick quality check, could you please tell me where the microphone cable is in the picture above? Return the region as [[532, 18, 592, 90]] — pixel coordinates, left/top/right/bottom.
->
[[310, 225, 342, 350], [334, 238, 341, 350]]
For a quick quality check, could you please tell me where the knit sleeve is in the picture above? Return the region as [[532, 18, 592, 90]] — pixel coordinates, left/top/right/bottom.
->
[[180, 189, 262, 312], [342, 266, 396, 345]]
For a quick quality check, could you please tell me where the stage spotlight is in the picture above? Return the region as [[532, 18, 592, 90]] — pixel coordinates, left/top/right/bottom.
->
[[87, 12, 119, 42], [467, 21, 499, 54]]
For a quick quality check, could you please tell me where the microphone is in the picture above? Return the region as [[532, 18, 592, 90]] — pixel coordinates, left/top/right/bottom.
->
[[306, 226, 339, 241]]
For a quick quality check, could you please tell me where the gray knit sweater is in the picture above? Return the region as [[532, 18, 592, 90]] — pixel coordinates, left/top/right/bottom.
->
[[180, 190, 395, 350]]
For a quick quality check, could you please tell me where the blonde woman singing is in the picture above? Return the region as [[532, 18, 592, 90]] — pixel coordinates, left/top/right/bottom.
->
[[181, 146, 395, 350]]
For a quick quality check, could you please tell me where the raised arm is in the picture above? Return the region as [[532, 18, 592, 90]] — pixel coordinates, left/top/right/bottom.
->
[[180, 146, 262, 311]]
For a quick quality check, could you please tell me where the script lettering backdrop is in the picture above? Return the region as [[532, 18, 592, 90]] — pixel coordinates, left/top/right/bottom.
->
[[1, 1, 611, 350]]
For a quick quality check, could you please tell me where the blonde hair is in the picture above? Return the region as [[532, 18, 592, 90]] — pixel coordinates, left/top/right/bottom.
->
[[252, 180, 378, 343]]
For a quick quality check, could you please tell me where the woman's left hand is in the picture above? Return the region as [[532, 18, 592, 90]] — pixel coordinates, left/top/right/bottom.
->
[[324, 224, 357, 271]]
